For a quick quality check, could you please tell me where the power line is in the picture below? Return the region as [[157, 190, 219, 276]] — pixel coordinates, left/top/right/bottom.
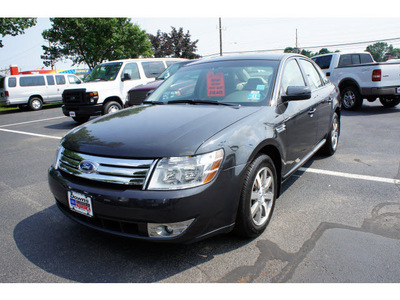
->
[[203, 37, 400, 57]]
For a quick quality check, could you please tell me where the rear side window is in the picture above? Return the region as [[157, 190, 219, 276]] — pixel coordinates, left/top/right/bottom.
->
[[20, 76, 45, 87], [338, 54, 352, 67], [361, 54, 373, 63], [46, 75, 55, 85], [142, 61, 166, 78], [312, 55, 332, 70], [8, 77, 17, 88], [299, 59, 324, 91], [55, 75, 66, 85]]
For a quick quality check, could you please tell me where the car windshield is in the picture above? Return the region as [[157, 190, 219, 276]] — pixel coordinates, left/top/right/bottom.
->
[[84, 62, 123, 82], [157, 62, 188, 80], [146, 60, 278, 106]]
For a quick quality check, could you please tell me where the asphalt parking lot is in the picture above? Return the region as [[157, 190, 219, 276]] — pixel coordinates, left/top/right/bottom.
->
[[0, 101, 399, 283]]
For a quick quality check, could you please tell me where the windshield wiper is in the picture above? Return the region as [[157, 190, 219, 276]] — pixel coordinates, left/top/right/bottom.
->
[[142, 100, 165, 105], [167, 99, 240, 107]]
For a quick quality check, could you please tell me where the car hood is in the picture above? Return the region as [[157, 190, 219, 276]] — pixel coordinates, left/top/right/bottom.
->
[[62, 104, 261, 158]]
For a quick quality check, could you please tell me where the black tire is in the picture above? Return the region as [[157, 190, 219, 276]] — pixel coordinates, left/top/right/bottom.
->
[[234, 154, 277, 238], [379, 97, 400, 108], [341, 86, 362, 110], [28, 97, 43, 111], [320, 112, 340, 156], [72, 115, 90, 124], [103, 101, 122, 115]]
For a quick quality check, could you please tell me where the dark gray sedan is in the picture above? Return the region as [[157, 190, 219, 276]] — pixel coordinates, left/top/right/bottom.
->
[[48, 54, 340, 243]]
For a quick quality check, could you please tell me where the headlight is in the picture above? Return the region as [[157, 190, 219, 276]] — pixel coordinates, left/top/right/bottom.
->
[[53, 144, 64, 169], [148, 149, 224, 190]]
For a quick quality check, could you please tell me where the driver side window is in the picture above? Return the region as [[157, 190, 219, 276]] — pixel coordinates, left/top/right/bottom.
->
[[281, 59, 306, 94], [122, 63, 140, 80]]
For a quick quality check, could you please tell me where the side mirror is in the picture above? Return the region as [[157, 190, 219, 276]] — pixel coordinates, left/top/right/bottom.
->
[[281, 86, 311, 102], [122, 73, 131, 81]]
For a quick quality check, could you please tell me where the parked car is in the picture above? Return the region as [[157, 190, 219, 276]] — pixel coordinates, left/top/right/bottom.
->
[[48, 54, 340, 243], [61, 58, 186, 123], [312, 52, 400, 110], [127, 60, 191, 107], [0, 73, 82, 110]]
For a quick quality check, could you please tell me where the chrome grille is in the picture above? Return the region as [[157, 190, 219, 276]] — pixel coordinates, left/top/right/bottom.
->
[[58, 147, 155, 187]]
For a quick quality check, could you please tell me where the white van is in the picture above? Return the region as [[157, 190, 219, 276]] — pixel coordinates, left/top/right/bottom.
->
[[61, 58, 187, 123], [0, 73, 82, 110]]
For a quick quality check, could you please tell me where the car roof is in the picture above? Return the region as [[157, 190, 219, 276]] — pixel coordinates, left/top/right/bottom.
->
[[189, 53, 306, 65]]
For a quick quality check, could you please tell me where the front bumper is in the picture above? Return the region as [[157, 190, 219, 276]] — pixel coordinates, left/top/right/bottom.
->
[[62, 104, 103, 117], [48, 164, 244, 243]]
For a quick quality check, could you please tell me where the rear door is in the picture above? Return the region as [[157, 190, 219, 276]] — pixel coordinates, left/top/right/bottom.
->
[[279, 58, 318, 175], [298, 58, 332, 143]]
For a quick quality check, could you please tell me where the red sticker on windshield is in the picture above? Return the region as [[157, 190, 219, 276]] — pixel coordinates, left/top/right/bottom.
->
[[207, 71, 225, 97]]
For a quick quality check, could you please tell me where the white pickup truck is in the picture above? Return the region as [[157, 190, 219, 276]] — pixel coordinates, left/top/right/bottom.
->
[[312, 52, 400, 110]]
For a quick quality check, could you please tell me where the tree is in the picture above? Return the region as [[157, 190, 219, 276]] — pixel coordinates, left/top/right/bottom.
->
[[0, 18, 37, 48], [366, 42, 391, 62], [148, 30, 172, 57], [41, 18, 153, 69], [148, 27, 200, 59]]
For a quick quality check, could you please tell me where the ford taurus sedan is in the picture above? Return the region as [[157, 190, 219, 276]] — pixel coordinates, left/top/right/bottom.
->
[[48, 54, 340, 243]]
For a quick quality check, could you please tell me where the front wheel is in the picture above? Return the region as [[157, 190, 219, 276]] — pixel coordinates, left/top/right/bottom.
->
[[234, 154, 277, 238], [72, 115, 90, 124], [103, 101, 122, 115], [379, 97, 400, 108]]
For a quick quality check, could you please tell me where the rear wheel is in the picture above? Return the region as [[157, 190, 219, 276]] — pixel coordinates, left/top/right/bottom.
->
[[320, 112, 340, 156], [234, 154, 277, 238], [379, 97, 400, 108], [341, 86, 362, 110], [28, 97, 43, 111]]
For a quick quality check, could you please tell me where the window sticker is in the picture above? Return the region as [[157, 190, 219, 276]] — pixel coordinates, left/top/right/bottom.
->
[[256, 84, 266, 91], [207, 71, 225, 97], [248, 91, 261, 101]]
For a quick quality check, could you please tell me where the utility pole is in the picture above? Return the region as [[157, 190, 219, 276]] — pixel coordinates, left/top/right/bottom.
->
[[219, 17, 223, 56], [295, 28, 298, 52]]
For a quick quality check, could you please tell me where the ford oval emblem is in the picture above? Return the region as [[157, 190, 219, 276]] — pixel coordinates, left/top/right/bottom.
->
[[79, 160, 98, 174]]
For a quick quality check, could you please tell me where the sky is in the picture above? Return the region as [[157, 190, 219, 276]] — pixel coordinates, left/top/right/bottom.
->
[[1, 0, 400, 73]]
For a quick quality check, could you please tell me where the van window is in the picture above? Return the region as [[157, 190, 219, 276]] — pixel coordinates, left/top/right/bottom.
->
[[46, 75, 55, 85], [68, 75, 81, 84], [55, 75, 66, 85], [121, 63, 140, 80], [142, 61, 166, 78], [20, 76, 45, 87], [312, 55, 332, 70], [8, 77, 17, 87]]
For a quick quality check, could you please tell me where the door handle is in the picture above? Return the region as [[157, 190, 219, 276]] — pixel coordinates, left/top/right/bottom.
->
[[308, 108, 316, 117]]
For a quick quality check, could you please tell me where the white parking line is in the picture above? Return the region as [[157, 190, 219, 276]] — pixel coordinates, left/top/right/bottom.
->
[[0, 116, 67, 128], [299, 167, 400, 185], [0, 128, 62, 140]]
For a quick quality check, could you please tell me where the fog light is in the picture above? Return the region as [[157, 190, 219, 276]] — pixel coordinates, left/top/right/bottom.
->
[[147, 219, 195, 238]]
